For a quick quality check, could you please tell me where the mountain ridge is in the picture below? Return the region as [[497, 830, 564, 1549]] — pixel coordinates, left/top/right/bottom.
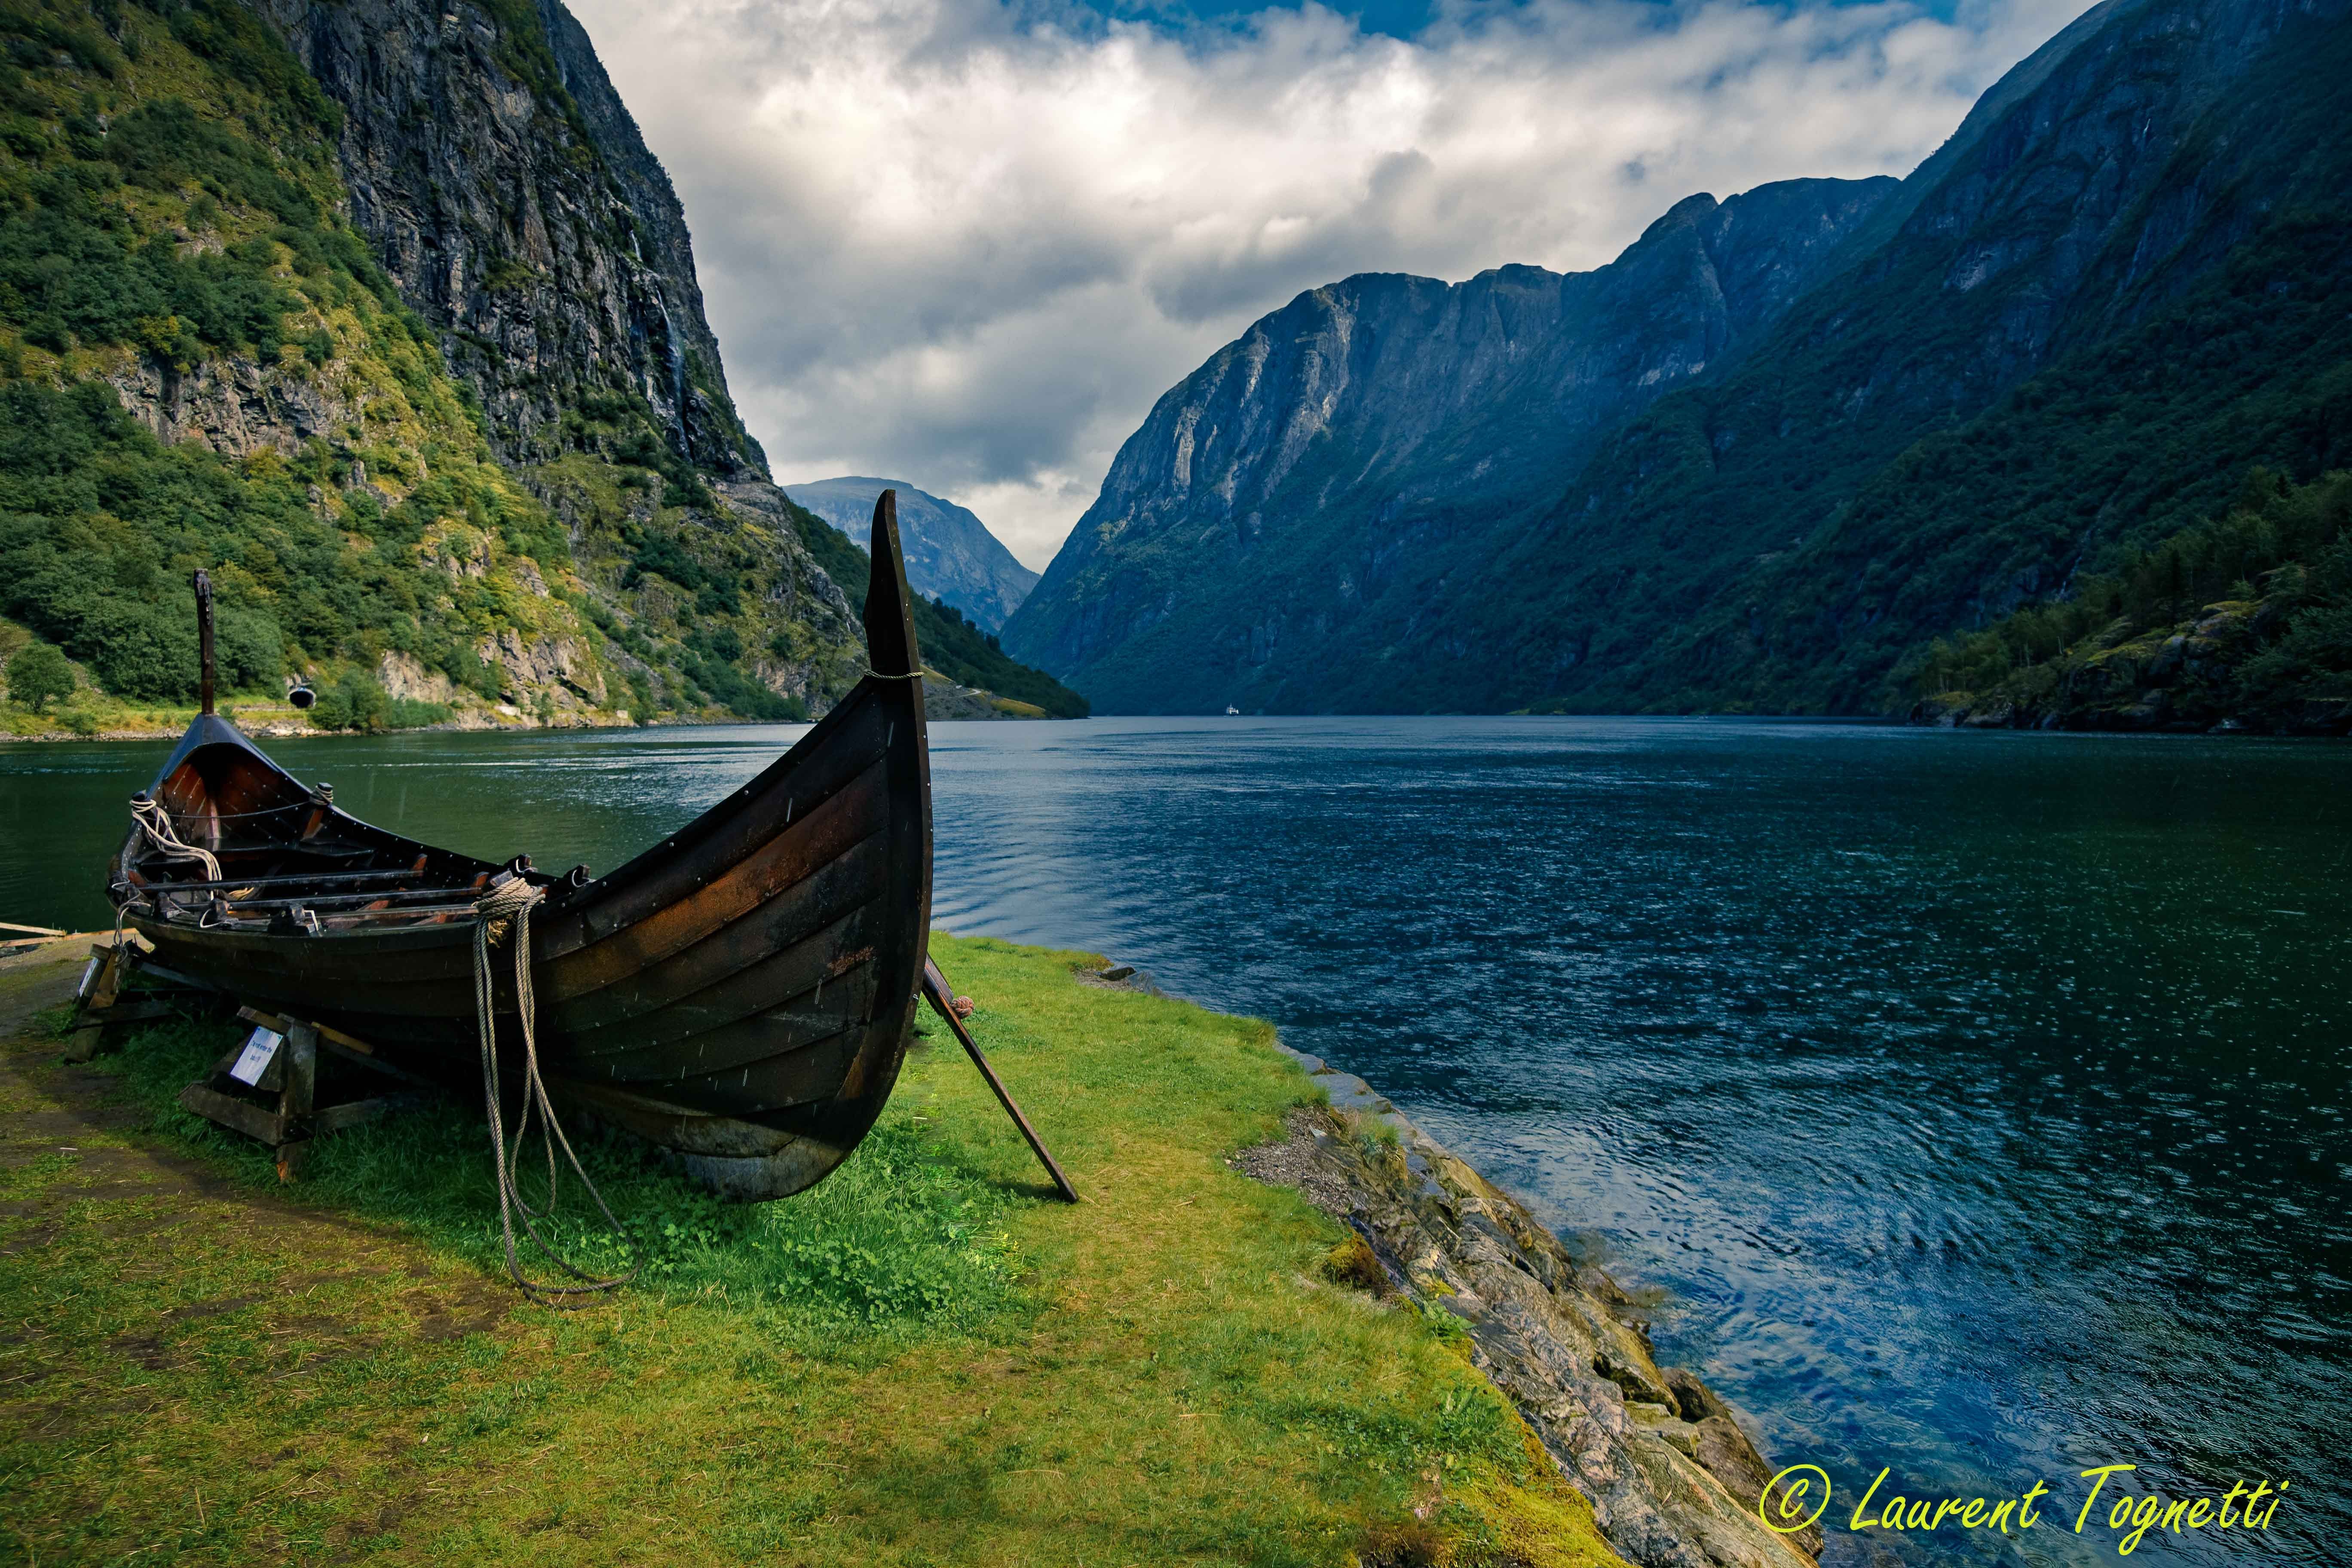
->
[[1005, 0, 2352, 727], [782, 476, 1038, 634], [1002, 175, 1902, 689]]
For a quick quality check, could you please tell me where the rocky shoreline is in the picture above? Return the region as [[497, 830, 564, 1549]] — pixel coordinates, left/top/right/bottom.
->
[[1239, 1041, 1816, 1568]]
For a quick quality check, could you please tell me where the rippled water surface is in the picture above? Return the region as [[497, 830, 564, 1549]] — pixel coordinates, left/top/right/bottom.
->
[[4, 716, 2346, 1565]]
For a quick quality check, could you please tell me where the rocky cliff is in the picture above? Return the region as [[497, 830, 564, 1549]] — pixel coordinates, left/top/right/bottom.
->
[[1008, 0, 2352, 720], [784, 477, 1040, 634], [1001, 178, 1898, 698], [241, 0, 895, 719], [253, 0, 762, 479], [0, 0, 868, 733]]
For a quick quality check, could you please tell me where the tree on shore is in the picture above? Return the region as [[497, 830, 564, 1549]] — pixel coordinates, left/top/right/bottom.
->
[[6, 643, 74, 713]]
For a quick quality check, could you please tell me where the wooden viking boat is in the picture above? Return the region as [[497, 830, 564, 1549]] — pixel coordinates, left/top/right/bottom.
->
[[109, 495, 952, 1201]]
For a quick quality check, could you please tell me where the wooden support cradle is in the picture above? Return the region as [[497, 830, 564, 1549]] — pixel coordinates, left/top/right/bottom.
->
[[63, 940, 225, 1063], [63, 943, 126, 1064], [176, 1006, 433, 1181], [55, 940, 435, 1180]]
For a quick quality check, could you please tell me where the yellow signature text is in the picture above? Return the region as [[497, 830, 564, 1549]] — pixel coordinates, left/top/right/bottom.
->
[[1759, 1462, 2292, 1557]]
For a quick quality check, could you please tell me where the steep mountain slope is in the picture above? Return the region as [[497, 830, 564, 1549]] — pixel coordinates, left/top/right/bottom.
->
[[0, 0, 1081, 730], [0, 0, 645, 729], [1011, 0, 2352, 723], [1476, 0, 2352, 718], [784, 476, 1038, 633], [1002, 177, 1900, 699], [720, 479, 1085, 717]]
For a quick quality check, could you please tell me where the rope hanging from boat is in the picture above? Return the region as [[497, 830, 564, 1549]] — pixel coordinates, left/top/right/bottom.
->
[[472, 873, 639, 1307], [129, 793, 221, 882]]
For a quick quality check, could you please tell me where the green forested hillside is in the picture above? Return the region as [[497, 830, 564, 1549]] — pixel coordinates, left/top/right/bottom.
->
[[1, 378, 546, 706], [0, 0, 608, 729], [0, 0, 1083, 734], [1908, 469, 2352, 731], [1532, 202, 2352, 719]]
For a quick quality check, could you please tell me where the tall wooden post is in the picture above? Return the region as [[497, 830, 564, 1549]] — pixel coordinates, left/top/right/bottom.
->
[[193, 569, 215, 716], [276, 1022, 317, 1181]]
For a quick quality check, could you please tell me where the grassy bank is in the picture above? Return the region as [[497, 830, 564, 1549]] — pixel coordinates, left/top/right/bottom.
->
[[0, 934, 1620, 1566]]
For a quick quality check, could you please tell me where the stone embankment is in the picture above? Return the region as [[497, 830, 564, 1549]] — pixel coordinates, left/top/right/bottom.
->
[[1239, 1042, 1819, 1568]]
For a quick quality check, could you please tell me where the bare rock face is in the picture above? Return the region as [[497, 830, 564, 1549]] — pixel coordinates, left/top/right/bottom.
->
[[103, 353, 360, 458], [251, 0, 766, 478], [477, 628, 605, 707], [375, 651, 460, 704], [418, 524, 494, 583], [1237, 1049, 1819, 1568]]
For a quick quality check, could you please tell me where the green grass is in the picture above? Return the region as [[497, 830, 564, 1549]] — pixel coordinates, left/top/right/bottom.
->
[[104, 1016, 1024, 1339], [0, 933, 1623, 1566]]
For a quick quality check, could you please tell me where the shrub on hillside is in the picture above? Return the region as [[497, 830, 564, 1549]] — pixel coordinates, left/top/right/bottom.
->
[[5, 641, 74, 712], [307, 671, 382, 732]]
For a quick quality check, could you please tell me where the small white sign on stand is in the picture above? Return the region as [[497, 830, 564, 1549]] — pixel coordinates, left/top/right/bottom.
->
[[229, 1027, 284, 1087]]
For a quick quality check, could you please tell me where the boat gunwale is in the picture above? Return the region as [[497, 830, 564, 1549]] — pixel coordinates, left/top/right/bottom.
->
[[122, 697, 887, 954]]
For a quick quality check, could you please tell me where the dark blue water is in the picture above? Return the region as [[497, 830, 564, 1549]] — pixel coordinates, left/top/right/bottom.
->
[[4, 715, 2346, 1565]]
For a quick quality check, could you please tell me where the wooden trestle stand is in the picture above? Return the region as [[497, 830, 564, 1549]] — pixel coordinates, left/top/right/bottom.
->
[[177, 1008, 435, 1179], [65, 937, 1069, 1197], [60, 940, 434, 1179]]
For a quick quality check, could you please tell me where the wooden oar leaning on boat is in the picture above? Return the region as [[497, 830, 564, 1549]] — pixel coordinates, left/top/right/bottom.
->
[[923, 957, 1079, 1203], [106, 490, 1073, 1295]]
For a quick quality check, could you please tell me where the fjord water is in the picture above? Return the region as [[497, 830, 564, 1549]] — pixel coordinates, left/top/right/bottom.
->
[[4, 716, 2346, 1565]]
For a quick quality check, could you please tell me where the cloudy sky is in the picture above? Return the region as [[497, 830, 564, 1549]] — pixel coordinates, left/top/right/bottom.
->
[[567, 0, 2092, 570]]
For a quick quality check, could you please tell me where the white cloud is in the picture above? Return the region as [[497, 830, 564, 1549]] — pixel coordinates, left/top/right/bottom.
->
[[567, 0, 2091, 569]]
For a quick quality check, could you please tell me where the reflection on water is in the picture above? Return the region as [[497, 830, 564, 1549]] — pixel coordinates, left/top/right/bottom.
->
[[4, 715, 2347, 1565]]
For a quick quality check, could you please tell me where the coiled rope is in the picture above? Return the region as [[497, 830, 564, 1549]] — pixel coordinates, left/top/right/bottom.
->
[[130, 794, 221, 882], [473, 874, 638, 1307]]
